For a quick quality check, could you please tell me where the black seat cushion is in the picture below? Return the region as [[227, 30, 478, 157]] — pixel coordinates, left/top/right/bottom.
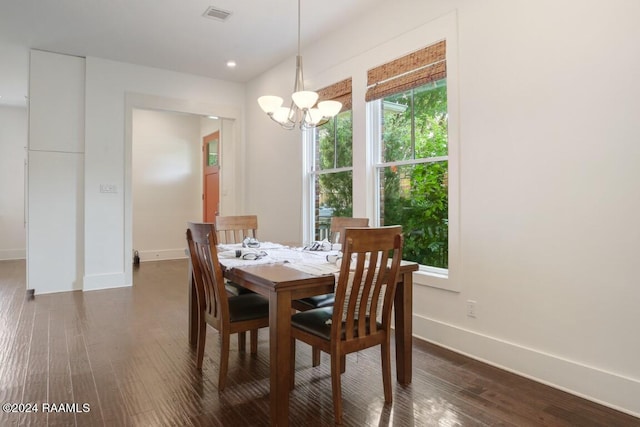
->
[[225, 280, 254, 296], [228, 293, 269, 323], [291, 307, 381, 341], [294, 293, 335, 310]]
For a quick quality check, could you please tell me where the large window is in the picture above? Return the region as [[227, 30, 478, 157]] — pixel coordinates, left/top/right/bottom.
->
[[375, 81, 448, 268], [310, 78, 353, 241], [303, 29, 458, 289], [367, 41, 450, 271]]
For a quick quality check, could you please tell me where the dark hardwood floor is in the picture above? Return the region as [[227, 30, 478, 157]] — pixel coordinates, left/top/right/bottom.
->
[[1, 259, 638, 426]]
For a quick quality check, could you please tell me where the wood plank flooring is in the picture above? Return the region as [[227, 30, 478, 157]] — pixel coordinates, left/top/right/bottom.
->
[[0, 259, 638, 426]]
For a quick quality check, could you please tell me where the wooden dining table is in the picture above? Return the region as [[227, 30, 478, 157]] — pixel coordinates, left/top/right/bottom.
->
[[188, 257, 418, 426]]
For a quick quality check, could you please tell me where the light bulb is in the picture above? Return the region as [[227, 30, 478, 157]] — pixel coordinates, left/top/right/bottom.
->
[[258, 96, 283, 114], [292, 91, 319, 109], [273, 106, 292, 124], [317, 100, 342, 118], [306, 108, 323, 125]]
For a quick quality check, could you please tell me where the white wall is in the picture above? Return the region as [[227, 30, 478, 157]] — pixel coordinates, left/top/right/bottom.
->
[[246, 0, 640, 417], [83, 57, 245, 291], [132, 110, 203, 261], [0, 106, 27, 260], [245, 56, 305, 245], [26, 51, 245, 292]]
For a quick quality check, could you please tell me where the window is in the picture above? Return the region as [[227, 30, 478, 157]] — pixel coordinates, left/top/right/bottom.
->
[[368, 41, 453, 278], [310, 78, 353, 241]]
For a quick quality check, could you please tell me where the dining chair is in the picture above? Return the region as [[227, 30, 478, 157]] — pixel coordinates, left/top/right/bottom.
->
[[215, 215, 259, 298], [187, 222, 253, 351], [329, 216, 369, 246], [292, 217, 370, 366], [215, 214, 258, 245], [289, 226, 403, 425], [293, 217, 369, 313], [186, 222, 270, 391]]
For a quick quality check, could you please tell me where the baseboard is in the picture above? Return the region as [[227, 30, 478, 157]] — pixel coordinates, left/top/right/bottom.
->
[[138, 249, 187, 262], [413, 314, 640, 418], [83, 272, 129, 291], [0, 249, 26, 260]]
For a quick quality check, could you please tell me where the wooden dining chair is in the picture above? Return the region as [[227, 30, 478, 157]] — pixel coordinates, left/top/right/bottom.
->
[[187, 222, 254, 351], [292, 217, 370, 366], [329, 216, 369, 246], [290, 226, 403, 425], [215, 215, 258, 245], [213, 215, 260, 297], [186, 222, 270, 391], [293, 217, 369, 313]]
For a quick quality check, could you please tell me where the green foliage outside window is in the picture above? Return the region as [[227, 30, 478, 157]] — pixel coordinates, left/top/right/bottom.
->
[[317, 112, 352, 171], [315, 111, 353, 239], [381, 81, 449, 268], [313, 80, 448, 269]]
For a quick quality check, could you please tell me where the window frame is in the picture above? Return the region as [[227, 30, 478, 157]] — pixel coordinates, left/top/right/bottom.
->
[[368, 45, 460, 293], [303, 12, 460, 291], [367, 92, 458, 290], [309, 111, 354, 242]]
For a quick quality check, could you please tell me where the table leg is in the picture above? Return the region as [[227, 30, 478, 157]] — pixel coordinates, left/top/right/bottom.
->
[[394, 270, 413, 384], [269, 289, 292, 426]]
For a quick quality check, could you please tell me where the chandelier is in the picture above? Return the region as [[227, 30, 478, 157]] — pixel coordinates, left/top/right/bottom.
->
[[257, 0, 342, 130]]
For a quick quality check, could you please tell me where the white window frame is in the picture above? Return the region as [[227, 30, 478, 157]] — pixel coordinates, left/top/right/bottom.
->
[[302, 128, 314, 245], [368, 52, 460, 293], [303, 113, 355, 244]]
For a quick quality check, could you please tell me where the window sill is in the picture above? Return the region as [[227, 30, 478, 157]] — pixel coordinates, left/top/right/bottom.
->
[[413, 268, 460, 293]]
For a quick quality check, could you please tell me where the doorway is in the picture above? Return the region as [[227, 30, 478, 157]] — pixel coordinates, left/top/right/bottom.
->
[[125, 93, 242, 285], [131, 110, 221, 262]]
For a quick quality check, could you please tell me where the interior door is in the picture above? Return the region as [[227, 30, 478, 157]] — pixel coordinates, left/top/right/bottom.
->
[[203, 131, 220, 222]]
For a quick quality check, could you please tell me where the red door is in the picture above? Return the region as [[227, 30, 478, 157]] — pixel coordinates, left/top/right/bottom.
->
[[203, 131, 220, 222]]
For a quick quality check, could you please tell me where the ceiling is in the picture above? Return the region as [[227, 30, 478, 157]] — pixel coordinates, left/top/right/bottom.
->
[[0, 0, 382, 107]]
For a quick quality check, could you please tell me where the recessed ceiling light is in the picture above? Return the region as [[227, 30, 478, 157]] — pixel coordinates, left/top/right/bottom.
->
[[226, 60, 236, 68], [207, 115, 219, 120]]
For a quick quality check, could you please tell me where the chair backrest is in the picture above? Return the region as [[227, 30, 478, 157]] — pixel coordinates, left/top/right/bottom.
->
[[332, 226, 403, 342], [215, 215, 258, 244], [329, 217, 369, 245], [186, 222, 229, 328]]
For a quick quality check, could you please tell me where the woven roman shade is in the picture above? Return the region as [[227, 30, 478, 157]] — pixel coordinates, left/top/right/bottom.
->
[[317, 77, 352, 112], [365, 40, 446, 102]]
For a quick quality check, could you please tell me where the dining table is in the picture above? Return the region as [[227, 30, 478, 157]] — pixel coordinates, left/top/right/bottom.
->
[[187, 242, 418, 426]]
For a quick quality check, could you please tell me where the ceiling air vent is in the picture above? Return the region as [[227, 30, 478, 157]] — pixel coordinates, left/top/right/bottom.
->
[[202, 6, 232, 22]]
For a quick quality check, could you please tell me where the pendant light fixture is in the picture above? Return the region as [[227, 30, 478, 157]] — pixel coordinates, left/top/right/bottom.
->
[[257, 0, 342, 130]]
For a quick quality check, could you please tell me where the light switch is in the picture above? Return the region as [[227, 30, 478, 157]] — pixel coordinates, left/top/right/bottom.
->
[[100, 184, 117, 193]]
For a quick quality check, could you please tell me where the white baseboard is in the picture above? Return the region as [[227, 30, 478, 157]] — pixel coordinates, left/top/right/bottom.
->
[[83, 272, 129, 291], [138, 248, 187, 262], [0, 249, 26, 260], [413, 314, 640, 418]]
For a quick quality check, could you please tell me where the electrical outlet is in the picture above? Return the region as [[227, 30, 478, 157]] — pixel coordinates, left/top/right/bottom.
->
[[467, 300, 477, 318]]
